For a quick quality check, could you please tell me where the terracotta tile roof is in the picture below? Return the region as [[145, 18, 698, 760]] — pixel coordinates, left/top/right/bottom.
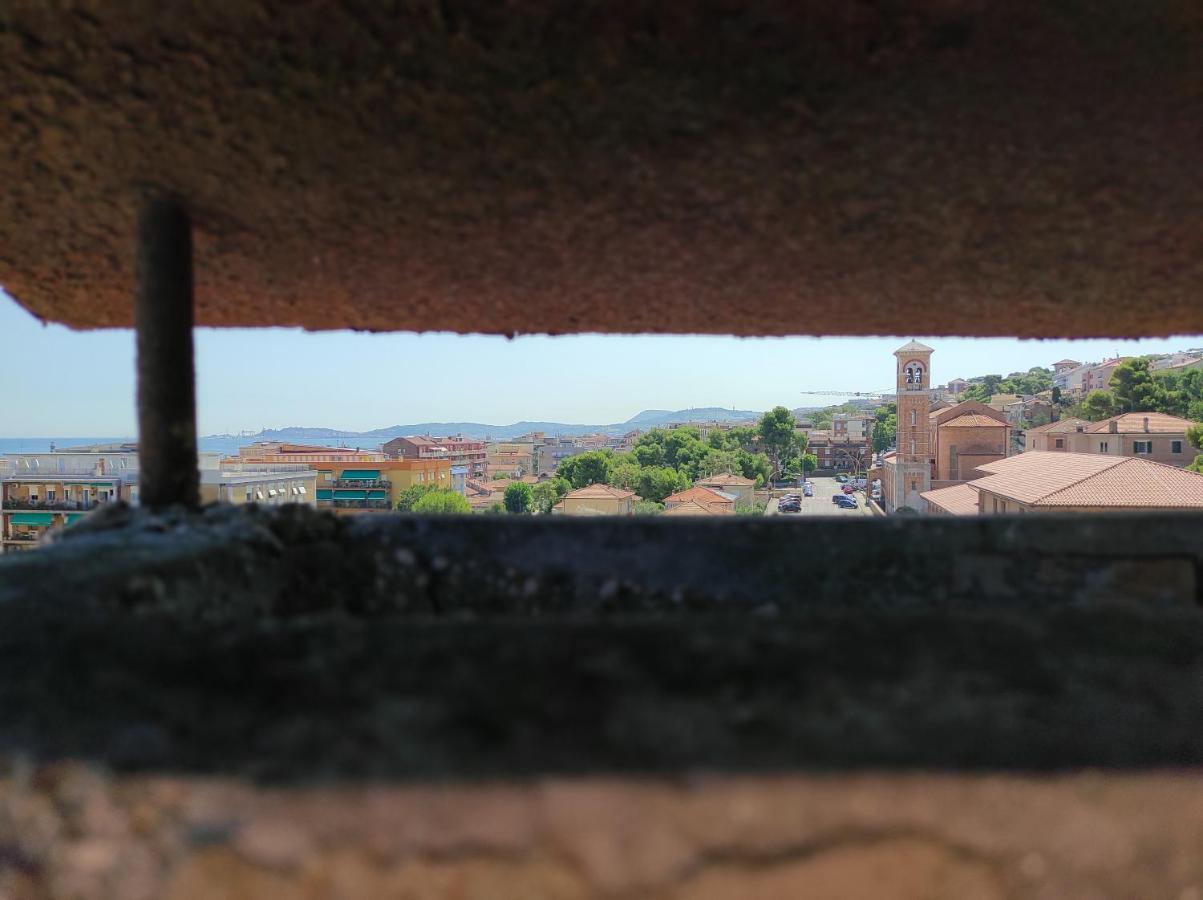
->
[[895, 339, 934, 354], [1024, 418, 1090, 435], [563, 483, 636, 500], [920, 482, 980, 515], [1085, 412, 1195, 434], [697, 473, 755, 486], [940, 412, 1009, 428], [972, 452, 1203, 508], [661, 499, 728, 516], [664, 486, 735, 507]]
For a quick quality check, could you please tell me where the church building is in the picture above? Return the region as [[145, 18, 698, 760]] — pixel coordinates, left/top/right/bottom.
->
[[882, 340, 934, 513]]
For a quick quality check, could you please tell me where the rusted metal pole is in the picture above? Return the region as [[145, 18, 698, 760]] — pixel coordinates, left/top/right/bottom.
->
[[135, 198, 199, 508]]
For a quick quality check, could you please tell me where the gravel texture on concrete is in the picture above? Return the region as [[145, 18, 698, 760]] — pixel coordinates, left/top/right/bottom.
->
[[1, 1, 1200, 336]]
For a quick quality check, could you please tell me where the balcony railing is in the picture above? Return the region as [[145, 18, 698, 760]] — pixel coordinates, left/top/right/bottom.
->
[[331, 479, 391, 489], [331, 500, 393, 510], [2, 499, 104, 511]]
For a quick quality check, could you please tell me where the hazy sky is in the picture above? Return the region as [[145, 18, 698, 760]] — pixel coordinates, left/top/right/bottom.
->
[[2, 290, 1200, 436]]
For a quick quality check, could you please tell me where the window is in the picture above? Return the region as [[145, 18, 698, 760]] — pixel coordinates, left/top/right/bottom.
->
[[910, 410, 917, 426], [47, 490, 56, 503], [1172, 441, 1183, 454], [1099, 441, 1109, 453], [1133, 441, 1153, 455], [246, 488, 253, 502], [1054, 438, 1064, 449]]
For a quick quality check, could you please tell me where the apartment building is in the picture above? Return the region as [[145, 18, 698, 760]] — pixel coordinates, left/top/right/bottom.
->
[[486, 441, 536, 478], [922, 452, 1203, 515], [381, 435, 487, 480], [1, 446, 139, 553], [832, 413, 873, 442], [236, 442, 385, 464], [1023, 412, 1194, 467], [197, 455, 318, 507]]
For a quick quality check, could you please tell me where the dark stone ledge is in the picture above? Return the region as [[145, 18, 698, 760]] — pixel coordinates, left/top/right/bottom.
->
[[0, 504, 1201, 779]]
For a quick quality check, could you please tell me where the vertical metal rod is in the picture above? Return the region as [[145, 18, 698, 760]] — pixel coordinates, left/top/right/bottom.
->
[[135, 198, 199, 508]]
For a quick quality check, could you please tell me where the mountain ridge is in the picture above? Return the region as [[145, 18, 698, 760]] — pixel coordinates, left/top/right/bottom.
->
[[204, 407, 762, 443]]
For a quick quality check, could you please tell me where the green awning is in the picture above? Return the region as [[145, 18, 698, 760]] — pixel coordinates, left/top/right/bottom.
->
[[316, 489, 333, 501], [339, 470, 380, 480], [65, 513, 87, 524], [333, 490, 366, 500], [367, 490, 388, 501], [9, 512, 54, 526]]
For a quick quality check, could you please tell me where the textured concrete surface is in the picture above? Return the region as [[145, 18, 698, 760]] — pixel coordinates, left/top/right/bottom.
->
[[2, 768, 1203, 899], [1, 504, 1201, 778], [1, 1, 1200, 337]]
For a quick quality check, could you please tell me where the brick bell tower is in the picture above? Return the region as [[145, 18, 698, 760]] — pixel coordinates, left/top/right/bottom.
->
[[893, 340, 934, 511]]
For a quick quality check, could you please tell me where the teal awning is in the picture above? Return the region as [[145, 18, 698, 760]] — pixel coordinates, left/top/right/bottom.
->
[[9, 512, 54, 526], [367, 490, 388, 501], [333, 490, 366, 500], [339, 470, 380, 480], [65, 513, 87, 524], [316, 489, 333, 501]]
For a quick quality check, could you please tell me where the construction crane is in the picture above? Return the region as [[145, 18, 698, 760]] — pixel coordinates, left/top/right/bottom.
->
[[798, 389, 889, 398]]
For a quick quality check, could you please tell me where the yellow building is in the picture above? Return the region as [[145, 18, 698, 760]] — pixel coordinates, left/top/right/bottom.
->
[[1, 447, 139, 553], [311, 458, 454, 515], [553, 484, 637, 516], [486, 442, 536, 478]]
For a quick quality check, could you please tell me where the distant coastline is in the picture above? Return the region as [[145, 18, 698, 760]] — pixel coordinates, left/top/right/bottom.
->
[[0, 407, 770, 457]]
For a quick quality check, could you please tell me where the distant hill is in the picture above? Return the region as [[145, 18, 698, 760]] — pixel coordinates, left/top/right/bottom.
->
[[207, 407, 762, 444]]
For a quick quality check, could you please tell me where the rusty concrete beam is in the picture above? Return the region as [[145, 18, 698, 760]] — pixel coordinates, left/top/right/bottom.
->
[[135, 198, 199, 509], [0, 1, 1200, 337]]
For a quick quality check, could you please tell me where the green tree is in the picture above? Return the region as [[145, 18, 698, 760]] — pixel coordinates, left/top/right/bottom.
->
[[412, 489, 470, 514], [1081, 390, 1119, 421], [556, 450, 614, 488], [872, 403, 897, 453], [962, 375, 1004, 403], [395, 483, 437, 511], [531, 481, 560, 514], [634, 499, 664, 516], [1110, 358, 1166, 413], [1187, 423, 1203, 452], [800, 453, 818, 475], [635, 466, 689, 503], [758, 406, 800, 477], [503, 482, 533, 514]]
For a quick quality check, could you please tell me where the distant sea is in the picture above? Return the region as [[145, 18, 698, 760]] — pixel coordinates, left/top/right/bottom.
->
[[0, 436, 265, 457]]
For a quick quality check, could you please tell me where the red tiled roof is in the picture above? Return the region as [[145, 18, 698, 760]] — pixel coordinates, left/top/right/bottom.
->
[[564, 483, 636, 500], [664, 486, 734, 507], [662, 499, 727, 516], [1024, 418, 1090, 435], [940, 412, 1009, 428], [697, 473, 755, 486], [972, 452, 1203, 508], [920, 482, 980, 515], [1085, 412, 1195, 434]]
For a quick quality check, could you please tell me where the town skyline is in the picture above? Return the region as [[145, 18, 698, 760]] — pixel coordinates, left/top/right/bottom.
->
[[4, 290, 1201, 437]]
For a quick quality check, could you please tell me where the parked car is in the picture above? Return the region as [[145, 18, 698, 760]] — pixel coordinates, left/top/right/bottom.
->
[[835, 474, 849, 483], [779, 500, 801, 513], [803, 483, 814, 497], [871, 489, 882, 502], [831, 494, 843, 505], [834, 495, 858, 509], [842, 484, 855, 494]]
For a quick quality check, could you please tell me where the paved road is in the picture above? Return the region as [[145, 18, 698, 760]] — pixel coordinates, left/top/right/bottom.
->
[[764, 477, 875, 518]]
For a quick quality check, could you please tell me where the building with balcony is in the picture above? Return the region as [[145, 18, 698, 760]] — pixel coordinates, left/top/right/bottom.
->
[[381, 436, 487, 480], [309, 458, 456, 515], [1, 446, 139, 553]]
